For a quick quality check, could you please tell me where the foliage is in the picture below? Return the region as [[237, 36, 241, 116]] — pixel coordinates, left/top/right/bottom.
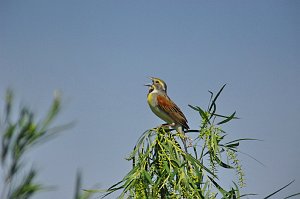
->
[[0, 90, 93, 199], [99, 85, 300, 199], [0, 89, 61, 199], [100, 85, 246, 198], [74, 171, 95, 199], [1, 88, 298, 199]]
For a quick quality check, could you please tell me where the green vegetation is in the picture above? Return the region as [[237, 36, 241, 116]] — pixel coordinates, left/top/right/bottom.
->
[[1, 87, 298, 199], [101, 85, 246, 198], [100, 85, 299, 199], [0, 90, 92, 199]]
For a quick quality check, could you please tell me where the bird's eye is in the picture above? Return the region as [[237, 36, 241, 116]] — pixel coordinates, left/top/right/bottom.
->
[[155, 81, 159, 84]]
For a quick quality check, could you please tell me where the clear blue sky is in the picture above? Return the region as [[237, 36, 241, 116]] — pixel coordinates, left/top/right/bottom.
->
[[0, 1, 299, 198]]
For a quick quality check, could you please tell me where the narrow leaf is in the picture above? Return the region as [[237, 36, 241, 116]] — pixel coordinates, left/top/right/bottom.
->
[[225, 138, 261, 145], [142, 170, 153, 184], [283, 193, 300, 199], [217, 111, 236, 125], [215, 156, 234, 169], [207, 176, 228, 196], [209, 84, 226, 112], [264, 180, 295, 199]]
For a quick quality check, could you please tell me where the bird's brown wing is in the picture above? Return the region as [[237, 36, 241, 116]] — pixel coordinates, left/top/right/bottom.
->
[[157, 95, 189, 129]]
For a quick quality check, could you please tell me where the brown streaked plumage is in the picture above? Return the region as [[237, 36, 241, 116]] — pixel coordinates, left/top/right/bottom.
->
[[146, 77, 189, 132], [156, 95, 189, 130]]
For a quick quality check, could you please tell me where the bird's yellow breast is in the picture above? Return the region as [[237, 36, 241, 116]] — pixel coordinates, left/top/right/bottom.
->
[[147, 92, 174, 124]]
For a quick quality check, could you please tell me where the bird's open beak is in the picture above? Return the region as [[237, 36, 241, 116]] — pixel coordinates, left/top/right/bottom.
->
[[144, 84, 152, 87]]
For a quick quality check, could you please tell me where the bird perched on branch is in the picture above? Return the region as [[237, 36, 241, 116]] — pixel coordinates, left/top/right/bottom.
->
[[145, 77, 189, 151]]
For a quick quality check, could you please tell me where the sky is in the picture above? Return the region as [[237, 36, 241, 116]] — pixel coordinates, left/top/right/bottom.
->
[[0, 0, 299, 198]]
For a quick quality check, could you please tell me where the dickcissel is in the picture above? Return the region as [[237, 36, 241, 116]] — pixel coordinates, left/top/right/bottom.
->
[[145, 77, 189, 150]]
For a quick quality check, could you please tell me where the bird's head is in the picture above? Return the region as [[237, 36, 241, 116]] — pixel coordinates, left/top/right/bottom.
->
[[149, 77, 167, 92]]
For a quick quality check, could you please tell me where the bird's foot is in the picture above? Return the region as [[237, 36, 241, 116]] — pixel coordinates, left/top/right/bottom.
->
[[156, 123, 175, 129], [178, 133, 193, 148]]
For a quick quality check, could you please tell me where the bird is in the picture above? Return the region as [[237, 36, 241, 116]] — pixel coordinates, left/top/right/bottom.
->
[[145, 77, 189, 151]]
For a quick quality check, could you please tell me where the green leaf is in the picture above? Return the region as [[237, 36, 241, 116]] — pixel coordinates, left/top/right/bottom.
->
[[209, 103, 217, 120], [170, 159, 180, 168], [209, 84, 226, 113], [215, 156, 234, 169], [225, 138, 260, 145], [224, 142, 239, 148], [188, 104, 199, 111], [5, 89, 13, 122], [106, 179, 125, 191], [212, 113, 239, 120], [264, 180, 296, 199], [217, 111, 237, 125], [185, 154, 218, 179], [74, 171, 82, 199], [207, 176, 228, 196], [197, 106, 211, 125], [283, 193, 300, 199], [142, 170, 153, 184], [188, 105, 210, 125]]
